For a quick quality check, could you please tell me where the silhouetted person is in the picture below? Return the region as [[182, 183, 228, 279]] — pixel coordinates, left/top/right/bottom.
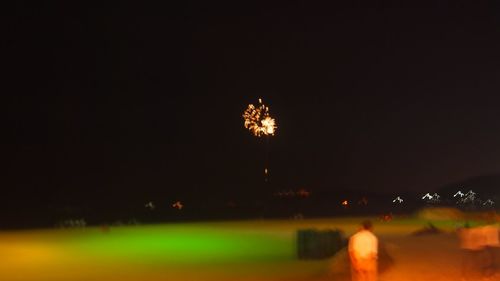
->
[[348, 220, 378, 281]]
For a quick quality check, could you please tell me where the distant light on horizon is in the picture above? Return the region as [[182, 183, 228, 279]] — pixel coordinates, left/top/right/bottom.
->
[[393, 196, 403, 203], [422, 193, 432, 200], [422, 193, 440, 203], [145, 201, 155, 210], [172, 201, 183, 210], [483, 199, 495, 206]]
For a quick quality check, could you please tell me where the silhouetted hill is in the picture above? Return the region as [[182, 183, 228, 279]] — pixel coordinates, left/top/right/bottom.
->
[[438, 174, 500, 199]]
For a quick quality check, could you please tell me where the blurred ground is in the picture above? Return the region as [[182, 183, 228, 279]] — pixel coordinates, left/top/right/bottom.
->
[[0, 216, 498, 281]]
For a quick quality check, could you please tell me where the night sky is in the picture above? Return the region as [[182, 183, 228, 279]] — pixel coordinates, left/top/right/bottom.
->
[[5, 3, 500, 213]]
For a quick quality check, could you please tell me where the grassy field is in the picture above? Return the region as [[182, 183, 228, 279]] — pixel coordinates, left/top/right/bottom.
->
[[0, 217, 487, 281]]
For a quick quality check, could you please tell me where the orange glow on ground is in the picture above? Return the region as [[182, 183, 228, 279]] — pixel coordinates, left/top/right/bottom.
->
[[0, 218, 497, 281]]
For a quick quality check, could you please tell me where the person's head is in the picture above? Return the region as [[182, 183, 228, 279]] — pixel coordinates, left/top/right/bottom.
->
[[361, 220, 373, 231]]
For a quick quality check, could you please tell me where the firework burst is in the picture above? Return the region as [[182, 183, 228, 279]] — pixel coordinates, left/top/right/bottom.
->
[[242, 98, 277, 137]]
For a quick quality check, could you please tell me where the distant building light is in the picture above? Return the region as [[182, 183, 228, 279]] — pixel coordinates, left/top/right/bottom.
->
[[145, 202, 155, 210], [422, 193, 433, 200], [393, 196, 403, 203], [172, 201, 183, 210], [422, 193, 440, 203], [483, 199, 495, 206]]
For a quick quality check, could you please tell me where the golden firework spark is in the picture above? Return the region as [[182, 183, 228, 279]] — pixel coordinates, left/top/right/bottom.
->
[[242, 98, 277, 137]]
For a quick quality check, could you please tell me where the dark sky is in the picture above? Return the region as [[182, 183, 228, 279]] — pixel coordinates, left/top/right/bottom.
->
[[5, 2, 500, 210]]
